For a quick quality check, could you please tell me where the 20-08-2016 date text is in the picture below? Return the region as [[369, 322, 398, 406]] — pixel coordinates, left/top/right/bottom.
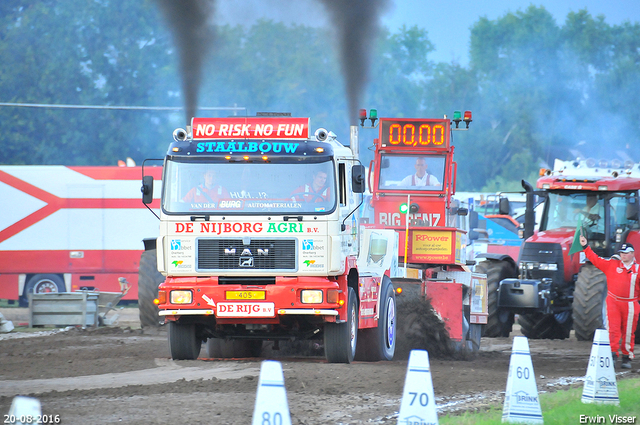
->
[[4, 415, 61, 424]]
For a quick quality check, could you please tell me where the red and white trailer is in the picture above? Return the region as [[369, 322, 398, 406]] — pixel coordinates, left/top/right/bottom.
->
[[0, 165, 162, 305]]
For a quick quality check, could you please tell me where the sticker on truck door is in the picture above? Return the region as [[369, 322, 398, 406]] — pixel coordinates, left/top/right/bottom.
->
[[216, 302, 275, 317]]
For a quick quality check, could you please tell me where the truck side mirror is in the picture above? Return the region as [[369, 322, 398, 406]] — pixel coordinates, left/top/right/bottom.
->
[[499, 197, 510, 215], [142, 175, 154, 205], [352, 164, 365, 193]]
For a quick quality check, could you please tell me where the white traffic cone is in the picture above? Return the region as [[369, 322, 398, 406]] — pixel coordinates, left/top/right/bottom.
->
[[8, 396, 41, 423], [252, 360, 292, 425], [581, 328, 619, 405], [502, 336, 543, 424], [397, 350, 438, 425]]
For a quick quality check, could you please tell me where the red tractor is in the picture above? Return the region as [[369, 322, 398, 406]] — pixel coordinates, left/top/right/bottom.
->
[[498, 158, 640, 341], [362, 110, 489, 352]]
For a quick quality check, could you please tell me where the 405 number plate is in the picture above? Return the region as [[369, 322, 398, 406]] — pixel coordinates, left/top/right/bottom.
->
[[225, 290, 266, 300]]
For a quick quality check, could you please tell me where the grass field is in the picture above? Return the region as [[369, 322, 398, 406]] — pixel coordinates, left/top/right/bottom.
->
[[440, 376, 640, 424]]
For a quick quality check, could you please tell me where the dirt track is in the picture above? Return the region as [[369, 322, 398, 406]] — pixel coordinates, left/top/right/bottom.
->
[[0, 307, 638, 424]]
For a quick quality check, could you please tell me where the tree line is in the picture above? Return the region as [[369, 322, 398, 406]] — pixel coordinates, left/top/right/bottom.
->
[[0, 1, 638, 191]]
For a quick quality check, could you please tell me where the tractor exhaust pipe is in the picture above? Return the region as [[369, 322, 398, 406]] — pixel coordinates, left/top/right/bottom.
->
[[521, 179, 535, 240]]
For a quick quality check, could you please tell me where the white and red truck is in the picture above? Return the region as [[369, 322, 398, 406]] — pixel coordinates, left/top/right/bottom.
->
[[142, 115, 400, 362], [0, 165, 162, 306]]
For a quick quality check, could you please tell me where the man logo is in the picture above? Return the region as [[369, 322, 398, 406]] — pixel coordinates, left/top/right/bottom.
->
[[240, 257, 254, 267], [225, 247, 269, 256]]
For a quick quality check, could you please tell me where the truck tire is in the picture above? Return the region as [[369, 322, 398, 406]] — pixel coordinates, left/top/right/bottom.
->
[[518, 311, 572, 340], [21, 274, 66, 307], [168, 321, 201, 360], [475, 260, 516, 337], [573, 264, 607, 341], [206, 339, 263, 358], [324, 287, 358, 363], [354, 276, 396, 361], [138, 249, 165, 328]]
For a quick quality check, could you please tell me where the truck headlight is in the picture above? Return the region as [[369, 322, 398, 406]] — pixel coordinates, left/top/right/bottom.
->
[[170, 290, 192, 304], [539, 263, 558, 271], [301, 290, 323, 304]]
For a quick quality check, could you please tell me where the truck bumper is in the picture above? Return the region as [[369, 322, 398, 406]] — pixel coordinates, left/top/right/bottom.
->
[[157, 275, 346, 323], [158, 308, 339, 317], [497, 278, 550, 314]]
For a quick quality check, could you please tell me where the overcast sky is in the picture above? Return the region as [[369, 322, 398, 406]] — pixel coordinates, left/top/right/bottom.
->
[[217, 0, 640, 65]]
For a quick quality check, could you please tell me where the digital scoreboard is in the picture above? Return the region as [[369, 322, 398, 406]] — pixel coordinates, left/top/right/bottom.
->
[[379, 118, 450, 150]]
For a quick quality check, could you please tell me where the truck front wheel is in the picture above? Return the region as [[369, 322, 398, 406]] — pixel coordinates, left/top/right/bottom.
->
[[324, 287, 357, 363], [168, 321, 202, 360]]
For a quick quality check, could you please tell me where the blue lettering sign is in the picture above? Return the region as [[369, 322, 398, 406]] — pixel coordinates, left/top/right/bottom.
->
[[194, 141, 301, 154]]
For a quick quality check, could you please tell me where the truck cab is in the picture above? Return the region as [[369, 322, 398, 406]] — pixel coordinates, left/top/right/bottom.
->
[[143, 116, 399, 362]]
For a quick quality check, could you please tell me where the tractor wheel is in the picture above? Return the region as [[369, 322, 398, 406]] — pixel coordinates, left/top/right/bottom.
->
[[573, 264, 607, 341], [138, 249, 165, 328], [168, 321, 202, 360], [354, 276, 396, 361], [475, 260, 516, 337], [324, 287, 358, 363], [206, 339, 263, 358], [518, 311, 572, 340]]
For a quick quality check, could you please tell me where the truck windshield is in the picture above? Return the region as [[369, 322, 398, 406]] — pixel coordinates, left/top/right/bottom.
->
[[378, 154, 445, 191], [162, 159, 336, 215]]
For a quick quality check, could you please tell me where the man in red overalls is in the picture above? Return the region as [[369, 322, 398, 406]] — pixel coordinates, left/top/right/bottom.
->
[[580, 234, 639, 369], [291, 170, 331, 202], [183, 169, 229, 206]]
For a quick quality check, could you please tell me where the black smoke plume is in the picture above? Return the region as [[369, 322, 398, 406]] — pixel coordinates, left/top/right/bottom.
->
[[320, 0, 389, 124], [156, 0, 215, 125]]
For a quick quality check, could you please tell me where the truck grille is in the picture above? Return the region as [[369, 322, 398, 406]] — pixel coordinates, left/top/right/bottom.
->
[[197, 238, 296, 271]]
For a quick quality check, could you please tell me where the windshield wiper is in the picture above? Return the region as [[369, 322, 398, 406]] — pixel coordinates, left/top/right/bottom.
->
[[190, 215, 210, 221]]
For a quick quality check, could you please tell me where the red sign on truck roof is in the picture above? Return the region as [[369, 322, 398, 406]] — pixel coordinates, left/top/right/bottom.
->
[[191, 117, 309, 140]]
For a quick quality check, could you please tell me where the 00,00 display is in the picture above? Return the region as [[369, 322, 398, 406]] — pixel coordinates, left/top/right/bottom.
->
[[380, 120, 448, 149]]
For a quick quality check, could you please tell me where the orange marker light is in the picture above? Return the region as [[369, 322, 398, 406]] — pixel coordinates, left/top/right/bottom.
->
[[396, 287, 403, 295]]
